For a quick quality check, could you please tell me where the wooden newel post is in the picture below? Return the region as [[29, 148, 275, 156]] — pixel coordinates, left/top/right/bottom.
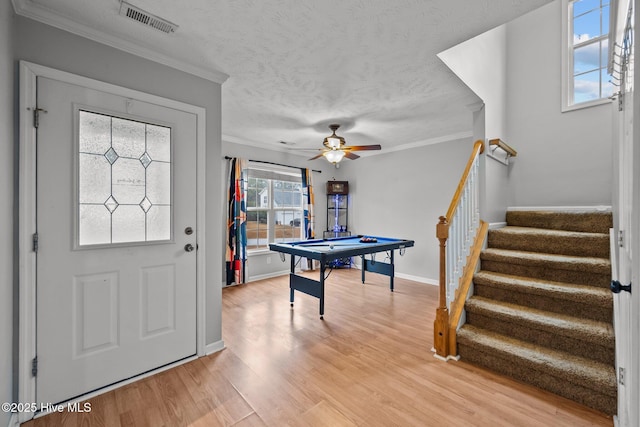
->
[[434, 216, 450, 358]]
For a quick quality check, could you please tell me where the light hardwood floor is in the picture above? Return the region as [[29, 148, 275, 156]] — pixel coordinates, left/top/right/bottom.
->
[[25, 269, 613, 426]]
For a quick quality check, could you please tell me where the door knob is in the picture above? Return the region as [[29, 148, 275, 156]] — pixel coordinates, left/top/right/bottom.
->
[[611, 280, 631, 293], [184, 243, 195, 252]]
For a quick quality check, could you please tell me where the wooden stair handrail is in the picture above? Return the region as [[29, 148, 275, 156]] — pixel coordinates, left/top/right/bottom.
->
[[445, 140, 485, 221], [488, 138, 517, 157], [434, 139, 484, 360]]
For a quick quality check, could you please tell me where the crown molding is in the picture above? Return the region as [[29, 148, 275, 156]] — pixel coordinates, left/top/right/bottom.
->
[[222, 134, 310, 158], [224, 130, 475, 159], [11, 0, 229, 84], [374, 130, 474, 155]]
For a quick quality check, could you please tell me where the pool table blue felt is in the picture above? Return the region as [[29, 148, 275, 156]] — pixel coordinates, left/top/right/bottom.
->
[[269, 235, 414, 262]]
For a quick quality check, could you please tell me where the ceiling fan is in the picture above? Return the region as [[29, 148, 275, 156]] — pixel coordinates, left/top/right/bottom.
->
[[309, 124, 381, 165]]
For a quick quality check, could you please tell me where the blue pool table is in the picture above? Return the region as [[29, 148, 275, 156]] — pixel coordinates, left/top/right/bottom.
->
[[269, 235, 414, 318]]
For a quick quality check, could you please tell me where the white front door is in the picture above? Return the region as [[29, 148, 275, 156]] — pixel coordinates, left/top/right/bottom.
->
[[611, 8, 638, 424], [35, 76, 198, 405], [613, 91, 635, 427]]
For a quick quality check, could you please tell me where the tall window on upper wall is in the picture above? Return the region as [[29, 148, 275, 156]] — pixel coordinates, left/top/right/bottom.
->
[[245, 165, 303, 251], [564, 0, 615, 109]]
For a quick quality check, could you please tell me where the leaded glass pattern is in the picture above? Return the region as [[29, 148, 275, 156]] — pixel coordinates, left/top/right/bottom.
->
[[78, 110, 172, 246]]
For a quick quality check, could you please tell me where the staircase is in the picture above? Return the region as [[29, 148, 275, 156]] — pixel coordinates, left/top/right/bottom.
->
[[457, 210, 617, 415]]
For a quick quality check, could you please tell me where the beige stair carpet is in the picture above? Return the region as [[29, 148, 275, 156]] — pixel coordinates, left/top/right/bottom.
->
[[457, 210, 616, 415]]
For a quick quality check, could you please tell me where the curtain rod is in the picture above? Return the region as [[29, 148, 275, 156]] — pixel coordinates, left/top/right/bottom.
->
[[224, 156, 322, 173]]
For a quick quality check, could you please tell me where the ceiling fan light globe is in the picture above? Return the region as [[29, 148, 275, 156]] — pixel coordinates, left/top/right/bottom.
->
[[326, 136, 342, 149], [324, 150, 345, 164]]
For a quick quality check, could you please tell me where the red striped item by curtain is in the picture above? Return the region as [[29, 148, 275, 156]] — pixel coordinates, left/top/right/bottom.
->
[[226, 157, 247, 285]]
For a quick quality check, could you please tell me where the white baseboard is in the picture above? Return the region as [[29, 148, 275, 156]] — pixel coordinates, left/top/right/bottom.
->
[[248, 270, 289, 282], [395, 272, 438, 286], [204, 340, 225, 356], [222, 270, 289, 288], [349, 263, 437, 286], [489, 222, 507, 229], [507, 205, 612, 212]]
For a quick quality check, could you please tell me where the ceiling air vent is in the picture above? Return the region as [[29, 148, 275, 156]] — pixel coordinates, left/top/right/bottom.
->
[[119, 1, 178, 34]]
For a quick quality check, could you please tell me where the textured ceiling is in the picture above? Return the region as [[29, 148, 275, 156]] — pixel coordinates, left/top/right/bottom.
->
[[15, 0, 551, 158]]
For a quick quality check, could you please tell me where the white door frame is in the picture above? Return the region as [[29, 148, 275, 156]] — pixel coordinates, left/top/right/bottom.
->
[[18, 61, 207, 421]]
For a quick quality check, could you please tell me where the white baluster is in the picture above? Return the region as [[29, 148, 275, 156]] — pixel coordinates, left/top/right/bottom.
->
[[443, 149, 485, 309], [464, 182, 471, 253], [446, 220, 454, 307]]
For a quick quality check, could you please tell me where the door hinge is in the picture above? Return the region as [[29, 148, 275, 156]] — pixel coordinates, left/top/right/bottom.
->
[[31, 356, 38, 377], [618, 230, 625, 247], [32, 232, 39, 253], [619, 367, 625, 385], [29, 107, 48, 128], [618, 91, 624, 112], [611, 280, 632, 294]]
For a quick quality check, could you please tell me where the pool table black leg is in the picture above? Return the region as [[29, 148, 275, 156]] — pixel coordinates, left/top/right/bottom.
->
[[319, 263, 325, 319], [361, 255, 366, 284], [390, 250, 395, 292], [290, 254, 295, 306]]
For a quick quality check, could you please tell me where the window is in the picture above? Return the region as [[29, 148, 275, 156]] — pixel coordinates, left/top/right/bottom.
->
[[564, 0, 615, 109], [245, 165, 304, 251]]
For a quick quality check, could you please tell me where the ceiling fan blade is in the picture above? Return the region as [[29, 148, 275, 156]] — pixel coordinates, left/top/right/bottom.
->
[[308, 153, 325, 161], [343, 144, 382, 151], [344, 151, 360, 160]]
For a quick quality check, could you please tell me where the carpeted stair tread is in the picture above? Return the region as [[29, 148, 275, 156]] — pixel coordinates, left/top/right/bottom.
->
[[473, 270, 612, 308], [460, 210, 615, 414], [457, 325, 617, 414], [465, 296, 614, 349], [481, 248, 610, 274], [488, 226, 609, 257], [506, 210, 612, 233], [457, 324, 617, 397]]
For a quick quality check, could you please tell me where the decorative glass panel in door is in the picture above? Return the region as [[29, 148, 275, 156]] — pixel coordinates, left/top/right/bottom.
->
[[78, 110, 172, 246]]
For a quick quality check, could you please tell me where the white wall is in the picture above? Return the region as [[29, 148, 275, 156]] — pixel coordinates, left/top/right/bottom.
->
[[12, 15, 225, 346], [1, 2, 14, 424], [438, 26, 507, 140], [347, 138, 472, 283], [505, 1, 612, 206], [439, 2, 612, 211], [438, 26, 511, 224]]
